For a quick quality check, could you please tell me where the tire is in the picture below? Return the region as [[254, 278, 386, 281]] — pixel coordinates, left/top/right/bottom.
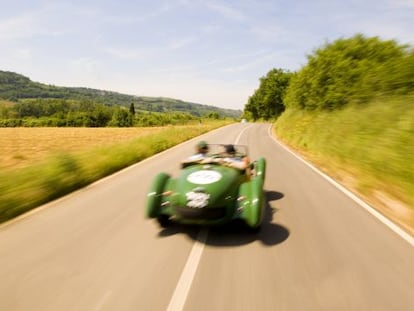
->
[[157, 215, 171, 228], [247, 224, 261, 234]]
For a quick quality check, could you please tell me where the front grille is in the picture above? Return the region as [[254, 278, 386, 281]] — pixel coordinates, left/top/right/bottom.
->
[[176, 207, 227, 220]]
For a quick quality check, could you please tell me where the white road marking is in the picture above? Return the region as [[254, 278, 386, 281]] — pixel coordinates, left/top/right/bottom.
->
[[166, 125, 253, 310], [235, 123, 253, 144], [268, 125, 414, 247], [94, 290, 112, 311], [167, 228, 208, 311]]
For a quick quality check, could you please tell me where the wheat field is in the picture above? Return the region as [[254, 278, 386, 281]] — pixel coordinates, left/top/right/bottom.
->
[[0, 127, 165, 169]]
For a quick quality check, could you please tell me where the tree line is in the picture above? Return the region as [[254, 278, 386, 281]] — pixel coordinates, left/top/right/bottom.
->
[[244, 34, 414, 120], [0, 70, 242, 123], [0, 99, 220, 127]]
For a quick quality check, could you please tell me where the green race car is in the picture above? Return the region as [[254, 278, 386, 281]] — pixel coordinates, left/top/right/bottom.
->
[[146, 144, 266, 231]]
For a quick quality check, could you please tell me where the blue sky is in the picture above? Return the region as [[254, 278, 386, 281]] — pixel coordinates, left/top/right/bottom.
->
[[1, 0, 413, 110]]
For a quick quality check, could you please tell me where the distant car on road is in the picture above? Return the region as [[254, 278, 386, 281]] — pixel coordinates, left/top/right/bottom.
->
[[146, 144, 266, 231]]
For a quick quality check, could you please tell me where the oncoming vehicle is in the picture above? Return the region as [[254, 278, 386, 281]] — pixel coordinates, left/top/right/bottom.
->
[[146, 144, 266, 231]]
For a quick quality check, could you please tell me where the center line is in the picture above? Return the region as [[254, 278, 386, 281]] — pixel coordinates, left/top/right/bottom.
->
[[167, 228, 208, 311]]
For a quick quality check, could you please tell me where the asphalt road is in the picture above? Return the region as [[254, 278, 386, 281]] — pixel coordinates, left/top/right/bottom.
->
[[1, 123, 413, 311]]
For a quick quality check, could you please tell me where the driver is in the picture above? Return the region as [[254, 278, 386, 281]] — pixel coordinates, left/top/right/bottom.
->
[[183, 140, 209, 163], [222, 144, 250, 170]]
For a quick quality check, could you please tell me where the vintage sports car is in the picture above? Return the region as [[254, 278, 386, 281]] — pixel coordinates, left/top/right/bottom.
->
[[146, 144, 266, 230]]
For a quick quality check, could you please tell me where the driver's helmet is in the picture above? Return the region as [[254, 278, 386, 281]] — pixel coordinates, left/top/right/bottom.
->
[[225, 144, 236, 155], [197, 141, 209, 153]]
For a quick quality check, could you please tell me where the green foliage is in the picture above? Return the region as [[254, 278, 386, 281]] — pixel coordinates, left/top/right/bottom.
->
[[0, 97, 209, 127], [206, 112, 220, 119], [275, 96, 414, 209], [244, 68, 292, 120], [0, 99, 114, 127], [284, 34, 413, 110], [108, 107, 133, 127], [134, 111, 197, 126], [0, 99, 205, 127], [134, 97, 241, 118], [244, 34, 414, 229]]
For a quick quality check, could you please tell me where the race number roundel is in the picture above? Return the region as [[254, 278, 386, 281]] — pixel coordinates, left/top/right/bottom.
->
[[187, 170, 222, 185]]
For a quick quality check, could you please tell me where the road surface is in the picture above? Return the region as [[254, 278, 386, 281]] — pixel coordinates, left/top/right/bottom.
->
[[1, 123, 413, 310]]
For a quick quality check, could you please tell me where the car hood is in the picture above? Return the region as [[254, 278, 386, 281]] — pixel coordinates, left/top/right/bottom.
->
[[173, 164, 241, 207]]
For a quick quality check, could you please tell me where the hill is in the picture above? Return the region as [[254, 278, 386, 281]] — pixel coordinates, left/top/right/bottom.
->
[[0, 70, 241, 118]]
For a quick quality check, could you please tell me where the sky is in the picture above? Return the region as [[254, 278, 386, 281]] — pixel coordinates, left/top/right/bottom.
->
[[1, 0, 413, 110]]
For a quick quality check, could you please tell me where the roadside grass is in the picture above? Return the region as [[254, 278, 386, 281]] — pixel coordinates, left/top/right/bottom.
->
[[0, 126, 170, 169], [274, 96, 414, 232], [0, 120, 230, 223], [0, 100, 15, 107]]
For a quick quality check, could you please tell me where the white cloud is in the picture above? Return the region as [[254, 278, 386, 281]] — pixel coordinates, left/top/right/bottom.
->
[[386, 0, 414, 8], [166, 37, 197, 50], [249, 24, 288, 42], [362, 24, 414, 43], [204, 2, 246, 21], [15, 49, 32, 60], [70, 57, 100, 74], [0, 13, 37, 39], [101, 2, 174, 25], [104, 47, 147, 60], [201, 24, 222, 35], [0, 5, 74, 42]]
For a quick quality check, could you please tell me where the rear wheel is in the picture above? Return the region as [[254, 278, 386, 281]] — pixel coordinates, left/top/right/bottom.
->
[[157, 215, 171, 228], [247, 224, 261, 234]]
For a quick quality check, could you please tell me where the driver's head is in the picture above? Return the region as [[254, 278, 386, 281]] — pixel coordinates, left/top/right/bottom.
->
[[197, 141, 208, 154], [224, 144, 236, 156]]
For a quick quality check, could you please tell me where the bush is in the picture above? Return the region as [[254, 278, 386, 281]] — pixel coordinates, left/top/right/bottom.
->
[[284, 34, 413, 110]]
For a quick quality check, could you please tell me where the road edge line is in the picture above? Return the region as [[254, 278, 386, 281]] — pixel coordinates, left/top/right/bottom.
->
[[267, 124, 414, 247]]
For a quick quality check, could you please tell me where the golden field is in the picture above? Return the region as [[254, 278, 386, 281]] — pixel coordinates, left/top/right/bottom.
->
[[0, 121, 231, 222], [0, 127, 166, 169]]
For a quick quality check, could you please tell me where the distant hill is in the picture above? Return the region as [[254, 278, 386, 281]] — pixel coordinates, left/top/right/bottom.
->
[[0, 70, 241, 118]]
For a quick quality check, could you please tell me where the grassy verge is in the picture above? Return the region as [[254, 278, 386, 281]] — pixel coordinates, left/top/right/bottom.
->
[[0, 127, 173, 169], [274, 96, 414, 233], [0, 120, 231, 223]]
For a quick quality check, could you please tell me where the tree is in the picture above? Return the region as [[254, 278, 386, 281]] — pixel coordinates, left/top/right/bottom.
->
[[284, 34, 408, 110], [206, 112, 220, 119], [129, 102, 136, 115], [109, 107, 132, 127], [244, 68, 292, 120]]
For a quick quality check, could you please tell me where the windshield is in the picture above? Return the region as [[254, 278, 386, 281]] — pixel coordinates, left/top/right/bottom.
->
[[206, 144, 248, 158]]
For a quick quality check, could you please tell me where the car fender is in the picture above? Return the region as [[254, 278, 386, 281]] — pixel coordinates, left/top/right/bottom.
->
[[146, 172, 171, 218], [254, 157, 266, 181], [239, 178, 264, 228]]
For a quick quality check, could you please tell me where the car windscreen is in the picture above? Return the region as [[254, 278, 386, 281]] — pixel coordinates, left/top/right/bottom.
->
[[207, 144, 248, 158]]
